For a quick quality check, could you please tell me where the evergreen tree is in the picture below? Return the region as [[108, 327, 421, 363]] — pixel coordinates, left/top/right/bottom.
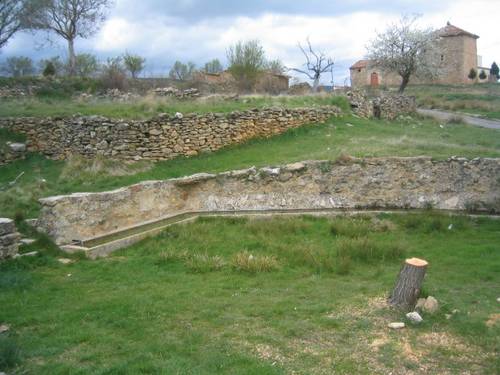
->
[[479, 70, 487, 80], [491, 62, 499, 79], [468, 68, 477, 80]]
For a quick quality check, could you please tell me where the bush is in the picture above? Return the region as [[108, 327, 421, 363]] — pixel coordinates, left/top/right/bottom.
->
[[42, 61, 56, 77], [100, 57, 127, 90], [479, 70, 487, 80], [231, 251, 279, 273], [468, 68, 477, 80]]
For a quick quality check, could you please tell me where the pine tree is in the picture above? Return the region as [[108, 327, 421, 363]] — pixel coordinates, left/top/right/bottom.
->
[[43, 61, 56, 77]]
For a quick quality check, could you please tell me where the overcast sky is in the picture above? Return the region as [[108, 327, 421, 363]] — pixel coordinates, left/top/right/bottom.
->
[[3, 0, 500, 84]]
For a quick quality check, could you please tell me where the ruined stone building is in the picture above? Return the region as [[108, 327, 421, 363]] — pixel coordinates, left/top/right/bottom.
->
[[350, 22, 491, 88]]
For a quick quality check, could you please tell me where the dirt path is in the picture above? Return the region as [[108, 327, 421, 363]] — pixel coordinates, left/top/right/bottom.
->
[[417, 108, 500, 130]]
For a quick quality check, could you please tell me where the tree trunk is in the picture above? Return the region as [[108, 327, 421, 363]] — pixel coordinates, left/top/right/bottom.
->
[[389, 258, 428, 309], [312, 76, 320, 92], [398, 75, 410, 93], [67, 38, 76, 76]]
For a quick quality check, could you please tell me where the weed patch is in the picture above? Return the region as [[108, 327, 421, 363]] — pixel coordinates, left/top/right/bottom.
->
[[231, 251, 280, 273]]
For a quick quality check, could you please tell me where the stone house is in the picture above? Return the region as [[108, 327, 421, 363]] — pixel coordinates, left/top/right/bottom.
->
[[350, 22, 491, 88]]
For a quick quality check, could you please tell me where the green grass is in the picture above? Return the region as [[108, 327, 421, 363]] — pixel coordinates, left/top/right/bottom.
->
[[0, 94, 350, 119], [0, 213, 498, 374], [1, 114, 499, 218], [406, 83, 500, 119]]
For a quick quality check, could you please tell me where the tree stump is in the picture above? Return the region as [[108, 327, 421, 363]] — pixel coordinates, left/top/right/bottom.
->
[[389, 258, 428, 309]]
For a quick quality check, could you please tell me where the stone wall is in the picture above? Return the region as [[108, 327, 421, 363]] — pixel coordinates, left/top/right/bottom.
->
[[0, 107, 340, 162], [0, 218, 20, 260], [0, 142, 27, 166], [346, 91, 416, 120], [36, 157, 500, 245]]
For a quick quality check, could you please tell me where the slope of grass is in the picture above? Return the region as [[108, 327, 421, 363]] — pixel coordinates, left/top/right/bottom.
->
[[1, 114, 499, 218], [0, 214, 498, 374], [406, 83, 500, 119], [0, 95, 350, 119]]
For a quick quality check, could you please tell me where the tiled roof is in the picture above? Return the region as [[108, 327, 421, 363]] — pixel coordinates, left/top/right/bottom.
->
[[438, 23, 479, 39], [350, 60, 370, 70]]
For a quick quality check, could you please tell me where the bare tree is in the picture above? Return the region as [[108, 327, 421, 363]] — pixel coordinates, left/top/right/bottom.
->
[[290, 38, 334, 92], [367, 15, 438, 93], [28, 0, 112, 76], [0, 0, 29, 49]]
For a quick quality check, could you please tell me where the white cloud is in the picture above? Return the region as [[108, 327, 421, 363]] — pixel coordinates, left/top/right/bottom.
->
[[2, 0, 498, 84]]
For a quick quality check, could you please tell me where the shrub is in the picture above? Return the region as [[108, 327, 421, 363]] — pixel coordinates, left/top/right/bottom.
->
[[479, 70, 487, 80], [231, 251, 279, 273], [100, 57, 127, 90], [42, 61, 56, 77], [185, 253, 226, 273], [468, 68, 477, 80]]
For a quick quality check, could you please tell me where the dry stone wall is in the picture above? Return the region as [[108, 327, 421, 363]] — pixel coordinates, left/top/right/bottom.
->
[[345, 90, 416, 120], [36, 157, 500, 245], [0, 218, 20, 260], [0, 107, 340, 162]]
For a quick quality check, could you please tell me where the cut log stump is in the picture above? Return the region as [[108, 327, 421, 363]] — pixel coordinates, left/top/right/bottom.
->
[[389, 257, 428, 309]]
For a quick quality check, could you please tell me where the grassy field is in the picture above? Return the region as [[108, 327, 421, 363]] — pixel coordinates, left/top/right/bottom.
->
[[0, 94, 350, 119], [1, 114, 500, 219], [406, 83, 500, 119], [0, 213, 499, 374]]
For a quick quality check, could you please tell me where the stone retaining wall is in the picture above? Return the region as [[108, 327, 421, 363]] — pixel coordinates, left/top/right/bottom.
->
[[0, 107, 340, 162], [36, 157, 500, 245], [0, 218, 20, 260]]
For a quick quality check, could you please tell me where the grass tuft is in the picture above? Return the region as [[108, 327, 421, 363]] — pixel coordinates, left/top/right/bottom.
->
[[185, 253, 226, 273], [231, 251, 280, 273], [0, 335, 21, 370]]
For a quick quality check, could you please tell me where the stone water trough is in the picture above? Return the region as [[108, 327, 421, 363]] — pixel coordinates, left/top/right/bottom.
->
[[33, 157, 500, 258]]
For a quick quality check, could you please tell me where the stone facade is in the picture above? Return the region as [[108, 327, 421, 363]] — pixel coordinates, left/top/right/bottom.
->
[[0, 218, 20, 260], [0, 107, 340, 162], [350, 23, 483, 88], [36, 157, 500, 245]]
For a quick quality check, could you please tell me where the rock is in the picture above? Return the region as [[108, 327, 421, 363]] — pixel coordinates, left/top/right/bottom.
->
[[415, 298, 426, 310], [13, 251, 38, 258], [175, 112, 184, 119], [0, 324, 10, 333], [0, 218, 15, 236], [388, 322, 405, 329], [7, 142, 26, 152], [58, 258, 73, 265], [406, 311, 423, 323], [422, 296, 439, 314], [20, 238, 36, 245]]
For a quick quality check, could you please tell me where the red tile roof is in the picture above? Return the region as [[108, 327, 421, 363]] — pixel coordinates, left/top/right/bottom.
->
[[438, 22, 479, 39], [350, 60, 370, 70]]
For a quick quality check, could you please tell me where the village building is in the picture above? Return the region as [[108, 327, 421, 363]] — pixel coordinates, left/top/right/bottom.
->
[[350, 23, 491, 88]]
